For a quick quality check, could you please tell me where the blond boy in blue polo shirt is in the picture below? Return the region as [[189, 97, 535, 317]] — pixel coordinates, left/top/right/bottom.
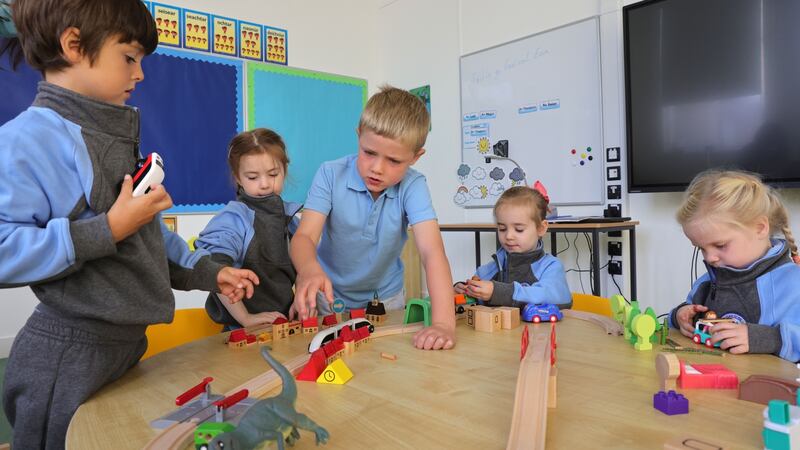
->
[[290, 85, 456, 350]]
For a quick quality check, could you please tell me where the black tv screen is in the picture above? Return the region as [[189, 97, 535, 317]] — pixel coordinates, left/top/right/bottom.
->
[[624, 0, 800, 192]]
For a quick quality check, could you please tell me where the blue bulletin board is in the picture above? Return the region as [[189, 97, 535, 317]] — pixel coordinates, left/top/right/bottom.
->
[[247, 63, 367, 204], [131, 48, 243, 210], [1, 46, 365, 211]]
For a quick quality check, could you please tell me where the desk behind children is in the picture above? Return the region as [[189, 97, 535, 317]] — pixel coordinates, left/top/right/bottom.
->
[[67, 311, 793, 449], [441, 220, 639, 299]]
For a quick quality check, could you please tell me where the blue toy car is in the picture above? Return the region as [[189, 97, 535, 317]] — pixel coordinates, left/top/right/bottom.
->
[[522, 303, 563, 323]]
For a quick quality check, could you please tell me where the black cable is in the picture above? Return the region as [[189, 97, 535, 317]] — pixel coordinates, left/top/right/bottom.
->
[[556, 233, 571, 256], [573, 233, 585, 294], [583, 232, 595, 294]]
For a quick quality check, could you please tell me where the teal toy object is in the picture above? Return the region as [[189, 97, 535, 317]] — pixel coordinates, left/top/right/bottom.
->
[[332, 298, 346, 314], [209, 347, 329, 450], [404, 297, 432, 326]]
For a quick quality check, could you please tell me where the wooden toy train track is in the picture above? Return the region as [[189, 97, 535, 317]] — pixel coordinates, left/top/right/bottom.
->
[[143, 321, 556, 449]]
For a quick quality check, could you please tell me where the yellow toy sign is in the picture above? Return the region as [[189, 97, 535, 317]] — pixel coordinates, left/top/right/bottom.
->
[[316, 359, 353, 385]]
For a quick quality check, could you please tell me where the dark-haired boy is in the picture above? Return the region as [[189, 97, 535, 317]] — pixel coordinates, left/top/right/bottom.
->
[[0, 1, 258, 448]]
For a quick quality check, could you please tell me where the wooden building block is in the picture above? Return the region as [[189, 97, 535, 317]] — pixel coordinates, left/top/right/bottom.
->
[[474, 308, 501, 333], [497, 306, 521, 329]]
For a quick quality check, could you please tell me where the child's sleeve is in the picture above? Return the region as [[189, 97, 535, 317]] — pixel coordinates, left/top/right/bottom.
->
[[760, 267, 800, 361], [403, 176, 437, 225], [490, 256, 572, 307], [160, 216, 224, 292], [668, 273, 710, 328], [0, 146, 116, 287], [303, 164, 334, 216], [474, 258, 499, 281], [193, 205, 250, 267]]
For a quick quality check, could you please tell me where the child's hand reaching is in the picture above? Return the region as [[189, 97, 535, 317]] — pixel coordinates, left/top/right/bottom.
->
[[217, 267, 259, 303], [293, 268, 333, 320], [710, 322, 749, 354], [465, 278, 493, 301], [413, 323, 455, 350], [674, 304, 708, 338], [107, 175, 173, 242], [453, 281, 467, 295]]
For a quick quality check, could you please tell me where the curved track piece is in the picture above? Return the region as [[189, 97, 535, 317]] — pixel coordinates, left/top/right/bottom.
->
[[142, 421, 196, 450], [562, 309, 623, 336]]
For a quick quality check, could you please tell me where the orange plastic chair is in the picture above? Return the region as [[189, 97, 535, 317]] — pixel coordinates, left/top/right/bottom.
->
[[570, 293, 613, 318], [142, 308, 222, 359]]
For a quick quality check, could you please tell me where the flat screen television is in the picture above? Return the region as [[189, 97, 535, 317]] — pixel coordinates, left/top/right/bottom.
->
[[624, 0, 800, 192]]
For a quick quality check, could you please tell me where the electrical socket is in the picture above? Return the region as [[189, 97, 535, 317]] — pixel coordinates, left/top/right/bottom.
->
[[608, 241, 622, 256], [609, 231, 622, 238], [608, 261, 623, 275], [607, 184, 621, 200]]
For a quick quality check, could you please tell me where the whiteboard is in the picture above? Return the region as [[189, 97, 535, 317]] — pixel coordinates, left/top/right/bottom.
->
[[455, 18, 603, 207]]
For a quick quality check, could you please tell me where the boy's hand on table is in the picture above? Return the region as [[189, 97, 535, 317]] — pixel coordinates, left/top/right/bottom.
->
[[217, 267, 259, 303], [710, 322, 749, 354], [108, 175, 173, 242], [293, 268, 333, 320], [413, 323, 455, 350], [675, 304, 708, 338], [465, 279, 493, 301]]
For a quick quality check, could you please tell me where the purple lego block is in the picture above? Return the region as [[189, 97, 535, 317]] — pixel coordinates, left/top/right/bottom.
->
[[653, 390, 689, 415]]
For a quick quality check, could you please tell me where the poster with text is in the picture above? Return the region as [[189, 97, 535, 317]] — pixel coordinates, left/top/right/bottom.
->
[[212, 16, 237, 56], [264, 26, 288, 65], [183, 9, 209, 51], [153, 3, 180, 47], [238, 21, 263, 61]]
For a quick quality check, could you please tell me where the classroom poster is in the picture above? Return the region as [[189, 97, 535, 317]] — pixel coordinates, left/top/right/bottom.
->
[[238, 21, 263, 61], [410, 85, 431, 131], [212, 16, 237, 56], [264, 26, 288, 65], [183, 10, 209, 52], [152, 3, 181, 47]]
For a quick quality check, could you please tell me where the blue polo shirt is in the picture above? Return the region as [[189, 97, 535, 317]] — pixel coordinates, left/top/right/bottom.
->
[[304, 154, 437, 308]]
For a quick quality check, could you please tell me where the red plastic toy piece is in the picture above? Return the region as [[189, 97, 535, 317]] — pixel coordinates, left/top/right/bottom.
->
[[350, 308, 366, 319], [678, 361, 738, 389], [272, 317, 288, 325], [214, 389, 249, 409], [520, 326, 530, 361], [322, 314, 338, 327], [176, 377, 213, 406], [296, 349, 327, 382]]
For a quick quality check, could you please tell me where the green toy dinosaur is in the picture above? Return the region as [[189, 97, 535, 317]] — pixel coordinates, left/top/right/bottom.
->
[[209, 347, 329, 450]]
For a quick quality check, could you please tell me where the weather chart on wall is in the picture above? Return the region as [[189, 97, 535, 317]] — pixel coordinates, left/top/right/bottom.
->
[[456, 18, 604, 208]]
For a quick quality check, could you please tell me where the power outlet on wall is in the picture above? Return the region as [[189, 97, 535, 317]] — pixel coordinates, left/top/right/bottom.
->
[[608, 241, 622, 257], [608, 261, 623, 275]]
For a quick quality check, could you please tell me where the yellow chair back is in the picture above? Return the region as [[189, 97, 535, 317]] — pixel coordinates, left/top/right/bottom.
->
[[570, 293, 613, 318], [142, 308, 222, 359]]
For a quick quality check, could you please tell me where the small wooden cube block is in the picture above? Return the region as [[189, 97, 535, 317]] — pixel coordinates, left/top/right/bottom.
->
[[474, 308, 501, 333], [497, 306, 520, 329]]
